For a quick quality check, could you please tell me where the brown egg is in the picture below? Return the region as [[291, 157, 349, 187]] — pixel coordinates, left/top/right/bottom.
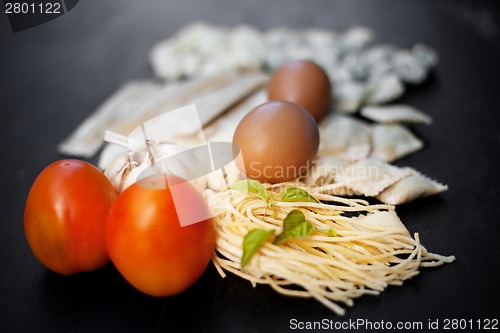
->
[[267, 60, 332, 122], [233, 101, 319, 183]]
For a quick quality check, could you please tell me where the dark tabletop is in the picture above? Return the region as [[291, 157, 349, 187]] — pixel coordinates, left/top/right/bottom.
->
[[1, 1, 500, 332]]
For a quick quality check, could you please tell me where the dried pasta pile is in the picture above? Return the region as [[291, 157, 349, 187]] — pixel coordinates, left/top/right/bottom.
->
[[211, 187, 455, 316]]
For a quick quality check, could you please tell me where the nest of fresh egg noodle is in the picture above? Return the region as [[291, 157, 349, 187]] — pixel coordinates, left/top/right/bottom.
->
[[59, 23, 454, 315]]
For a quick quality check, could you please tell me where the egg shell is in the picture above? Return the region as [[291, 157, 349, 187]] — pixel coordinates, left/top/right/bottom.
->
[[233, 100, 319, 183], [267, 60, 332, 122]]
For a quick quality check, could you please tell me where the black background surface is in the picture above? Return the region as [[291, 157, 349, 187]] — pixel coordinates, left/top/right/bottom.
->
[[1, 1, 499, 332]]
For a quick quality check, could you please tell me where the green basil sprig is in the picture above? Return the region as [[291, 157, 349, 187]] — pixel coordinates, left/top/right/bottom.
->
[[315, 227, 337, 237], [327, 228, 337, 237], [240, 209, 314, 268], [241, 229, 275, 268], [273, 209, 314, 245], [280, 187, 319, 203], [231, 180, 273, 207], [234, 184, 328, 268]]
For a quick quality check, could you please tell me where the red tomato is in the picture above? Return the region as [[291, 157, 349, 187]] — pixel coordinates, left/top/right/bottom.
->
[[106, 174, 216, 297], [24, 160, 117, 275]]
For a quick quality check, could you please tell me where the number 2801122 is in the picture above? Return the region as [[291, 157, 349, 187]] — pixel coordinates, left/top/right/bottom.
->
[[5, 2, 61, 14]]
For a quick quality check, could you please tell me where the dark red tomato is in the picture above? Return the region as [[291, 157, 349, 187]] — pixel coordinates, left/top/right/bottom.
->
[[24, 160, 117, 275], [106, 174, 216, 297]]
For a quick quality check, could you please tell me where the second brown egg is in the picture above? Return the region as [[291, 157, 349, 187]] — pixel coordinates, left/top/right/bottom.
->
[[267, 60, 332, 122]]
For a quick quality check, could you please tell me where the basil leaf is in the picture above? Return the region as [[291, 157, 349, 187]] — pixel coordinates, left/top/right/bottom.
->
[[315, 227, 337, 237], [280, 187, 319, 203], [231, 180, 269, 202], [273, 209, 314, 245], [241, 229, 275, 268], [327, 228, 337, 237]]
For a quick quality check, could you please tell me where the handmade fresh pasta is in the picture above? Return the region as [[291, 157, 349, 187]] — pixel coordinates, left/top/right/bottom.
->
[[211, 185, 455, 315]]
